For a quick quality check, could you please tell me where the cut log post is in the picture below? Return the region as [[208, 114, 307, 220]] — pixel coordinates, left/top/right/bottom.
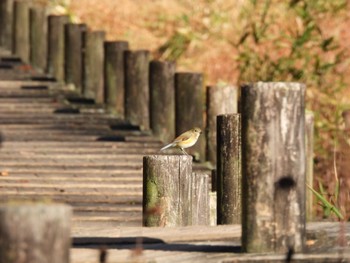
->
[[143, 155, 209, 226], [241, 82, 306, 253], [0, 0, 14, 50], [47, 15, 69, 81], [217, 114, 241, 225], [13, 1, 30, 62], [206, 85, 238, 165], [104, 41, 129, 117], [175, 72, 205, 161], [83, 30, 105, 104], [125, 50, 150, 130], [29, 6, 48, 71], [0, 0, 14, 51], [305, 111, 314, 221], [150, 60, 176, 143], [191, 172, 210, 225], [65, 23, 87, 94], [0, 204, 71, 263]]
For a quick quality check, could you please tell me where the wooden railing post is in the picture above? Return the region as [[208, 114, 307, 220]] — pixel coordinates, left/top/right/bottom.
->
[[0, 0, 14, 50], [150, 60, 176, 143], [206, 85, 238, 165], [175, 72, 205, 161], [0, 204, 71, 263], [47, 15, 69, 81], [125, 50, 150, 130], [143, 155, 209, 226], [83, 30, 105, 104], [104, 41, 129, 117], [217, 114, 241, 225], [241, 82, 306, 253], [305, 111, 314, 221], [30, 6, 47, 71], [13, 0, 30, 62], [65, 23, 87, 94]]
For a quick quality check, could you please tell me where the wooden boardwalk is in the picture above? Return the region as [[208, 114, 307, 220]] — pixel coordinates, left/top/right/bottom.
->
[[1, 49, 350, 262]]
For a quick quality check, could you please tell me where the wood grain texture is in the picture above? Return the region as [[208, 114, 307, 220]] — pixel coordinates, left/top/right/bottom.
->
[[104, 41, 129, 117], [207, 85, 238, 165], [47, 15, 69, 81], [150, 60, 176, 143], [241, 82, 306, 253], [65, 23, 87, 94], [305, 111, 314, 221], [13, 1, 30, 62], [175, 72, 205, 161], [83, 30, 105, 104], [143, 156, 210, 227], [0, 204, 71, 263], [217, 114, 241, 225], [0, 0, 14, 49], [30, 6, 47, 71], [125, 50, 150, 130]]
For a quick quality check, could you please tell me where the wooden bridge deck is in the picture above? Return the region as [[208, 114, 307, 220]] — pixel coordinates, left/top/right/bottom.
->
[[1, 49, 350, 262]]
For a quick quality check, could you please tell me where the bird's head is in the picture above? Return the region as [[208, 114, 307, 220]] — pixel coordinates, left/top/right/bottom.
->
[[192, 127, 202, 134]]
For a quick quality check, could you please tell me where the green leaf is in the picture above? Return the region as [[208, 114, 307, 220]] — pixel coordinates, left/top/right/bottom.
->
[[307, 184, 344, 219]]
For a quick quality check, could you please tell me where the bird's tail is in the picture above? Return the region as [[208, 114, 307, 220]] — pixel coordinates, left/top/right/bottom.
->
[[160, 143, 175, 151]]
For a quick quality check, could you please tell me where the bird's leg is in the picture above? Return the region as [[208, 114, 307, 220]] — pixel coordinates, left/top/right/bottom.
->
[[180, 148, 189, 156]]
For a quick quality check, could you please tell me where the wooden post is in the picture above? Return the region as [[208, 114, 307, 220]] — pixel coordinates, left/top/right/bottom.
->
[[0, 0, 14, 50], [30, 6, 47, 71], [217, 114, 241, 225], [175, 72, 205, 161], [191, 172, 210, 225], [0, 204, 71, 263], [150, 60, 176, 143], [305, 111, 314, 221], [143, 155, 209, 226], [125, 50, 150, 130], [207, 85, 238, 165], [13, 1, 30, 62], [65, 23, 87, 93], [83, 30, 105, 104], [104, 41, 129, 117], [47, 15, 69, 81], [241, 82, 306, 253]]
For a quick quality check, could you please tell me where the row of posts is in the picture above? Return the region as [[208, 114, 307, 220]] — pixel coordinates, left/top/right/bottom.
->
[[0, 0, 316, 261], [143, 82, 315, 254], [0, 0, 240, 163]]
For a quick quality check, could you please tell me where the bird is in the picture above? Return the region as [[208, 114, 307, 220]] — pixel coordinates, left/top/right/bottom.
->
[[160, 127, 202, 155]]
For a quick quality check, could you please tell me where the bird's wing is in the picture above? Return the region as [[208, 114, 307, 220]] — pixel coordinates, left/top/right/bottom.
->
[[173, 132, 192, 143]]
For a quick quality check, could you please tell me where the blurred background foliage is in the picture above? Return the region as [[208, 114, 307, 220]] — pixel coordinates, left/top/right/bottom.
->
[[48, 0, 350, 217]]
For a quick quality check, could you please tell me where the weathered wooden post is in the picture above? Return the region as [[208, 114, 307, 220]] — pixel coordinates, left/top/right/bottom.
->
[[305, 111, 314, 221], [241, 82, 306, 253], [13, 0, 30, 62], [47, 15, 69, 81], [217, 114, 241, 225], [143, 155, 209, 226], [0, 0, 14, 50], [65, 23, 87, 93], [0, 204, 71, 263], [83, 30, 105, 104], [191, 172, 210, 225], [104, 41, 129, 117], [125, 50, 150, 130], [207, 85, 238, 165], [150, 60, 176, 143], [30, 6, 48, 71], [175, 72, 205, 161]]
